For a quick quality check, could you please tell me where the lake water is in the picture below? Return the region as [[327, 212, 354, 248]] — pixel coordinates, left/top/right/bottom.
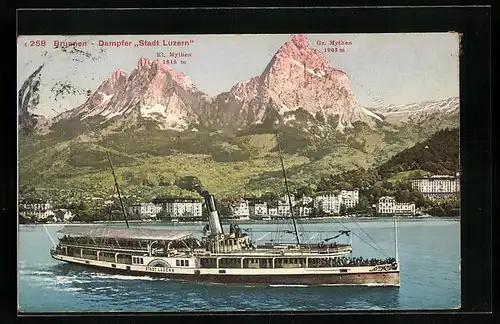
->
[[17, 218, 460, 312]]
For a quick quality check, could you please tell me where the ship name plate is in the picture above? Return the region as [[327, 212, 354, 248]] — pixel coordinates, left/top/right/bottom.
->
[[145, 266, 174, 273]]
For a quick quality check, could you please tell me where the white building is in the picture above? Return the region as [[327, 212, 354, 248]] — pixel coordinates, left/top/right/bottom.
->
[[314, 190, 359, 214], [295, 206, 312, 217], [152, 197, 202, 219], [268, 207, 278, 217], [19, 200, 55, 220], [298, 195, 314, 206], [314, 194, 342, 214], [339, 190, 359, 208], [280, 195, 296, 206], [129, 203, 162, 219], [249, 202, 268, 219], [293, 195, 313, 217], [277, 201, 291, 217], [230, 198, 250, 220], [376, 196, 415, 215], [410, 175, 460, 200], [276, 195, 297, 217]]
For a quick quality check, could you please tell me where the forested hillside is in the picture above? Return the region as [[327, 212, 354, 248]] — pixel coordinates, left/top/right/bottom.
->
[[316, 128, 459, 194]]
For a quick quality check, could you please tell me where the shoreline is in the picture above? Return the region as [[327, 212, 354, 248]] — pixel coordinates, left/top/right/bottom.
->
[[19, 215, 459, 226]]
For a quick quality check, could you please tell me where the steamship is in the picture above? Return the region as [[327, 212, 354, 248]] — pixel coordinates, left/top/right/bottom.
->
[[50, 138, 400, 286]]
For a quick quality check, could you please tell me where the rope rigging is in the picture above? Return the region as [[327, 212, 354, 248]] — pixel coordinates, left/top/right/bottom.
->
[[333, 218, 390, 258], [349, 217, 391, 258]]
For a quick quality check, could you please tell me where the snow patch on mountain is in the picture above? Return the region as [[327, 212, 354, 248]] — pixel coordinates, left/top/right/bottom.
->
[[360, 106, 383, 122], [141, 104, 167, 119]]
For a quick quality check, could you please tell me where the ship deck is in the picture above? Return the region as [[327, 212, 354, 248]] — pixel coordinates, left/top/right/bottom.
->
[[55, 242, 352, 258]]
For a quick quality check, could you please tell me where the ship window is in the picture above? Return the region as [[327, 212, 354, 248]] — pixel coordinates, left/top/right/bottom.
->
[[176, 260, 180, 266], [186, 260, 189, 267]]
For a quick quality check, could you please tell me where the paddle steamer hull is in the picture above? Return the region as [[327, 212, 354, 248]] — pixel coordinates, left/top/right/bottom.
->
[[51, 252, 400, 287]]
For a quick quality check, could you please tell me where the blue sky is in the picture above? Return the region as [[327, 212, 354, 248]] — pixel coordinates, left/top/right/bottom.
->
[[17, 33, 459, 117]]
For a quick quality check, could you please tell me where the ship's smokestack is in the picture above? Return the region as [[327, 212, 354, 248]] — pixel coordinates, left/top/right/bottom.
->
[[197, 187, 223, 236]]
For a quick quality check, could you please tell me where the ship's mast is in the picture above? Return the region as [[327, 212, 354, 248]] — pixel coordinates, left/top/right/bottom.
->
[[107, 151, 129, 228], [275, 131, 300, 245], [394, 216, 399, 262]]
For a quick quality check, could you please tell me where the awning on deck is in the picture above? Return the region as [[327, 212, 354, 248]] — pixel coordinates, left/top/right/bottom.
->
[[56, 225, 195, 241]]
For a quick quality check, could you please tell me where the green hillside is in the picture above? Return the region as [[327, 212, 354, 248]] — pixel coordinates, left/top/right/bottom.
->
[[316, 127, 459, 192], [18, 120, 457, 203], [378, 128, 459, 177]]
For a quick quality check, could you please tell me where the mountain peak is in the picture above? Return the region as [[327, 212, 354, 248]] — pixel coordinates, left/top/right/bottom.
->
[[290, 34, 311, 49], [113, 68, 127, 77], [138, 57, 150, 68], [155, 59, 173, 71], [220, 34, 365, 127]]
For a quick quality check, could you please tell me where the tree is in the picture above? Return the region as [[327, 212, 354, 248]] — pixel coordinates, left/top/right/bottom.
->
[[339, 204, 347, 216], [261, 192, 279, 205], [395, 189, 411, 203], [371, 184, 383, 202], [175, 175, 202, 192], [308, 206, 319, 218], [354, 195, 370, 212], [72, 208, 95, 223], [409, 191, 426, 207], [214, 198, 231, 217], [295, 185, 313, 198], [157, 211, 170, 221]]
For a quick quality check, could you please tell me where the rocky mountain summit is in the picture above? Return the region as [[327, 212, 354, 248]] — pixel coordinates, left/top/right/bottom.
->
[[53, 57, 209, 131], [20, 34, 457, 137], [213, 34, 380, 130], [44, 34, 387, 134]]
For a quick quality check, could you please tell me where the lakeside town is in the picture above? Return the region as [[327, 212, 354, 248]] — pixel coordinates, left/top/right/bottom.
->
[[19, 174, 460, 224]]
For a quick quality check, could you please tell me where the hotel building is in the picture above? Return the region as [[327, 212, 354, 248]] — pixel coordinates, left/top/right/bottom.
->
[[410, 174, 460, 200], [129, 203, 163, 219], [152, 196, 202, 219], [376, 196, 416, 215]]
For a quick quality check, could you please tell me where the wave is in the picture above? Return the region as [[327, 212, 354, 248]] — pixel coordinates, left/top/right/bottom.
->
[[269, 284, 309, 287], [363, 283, 395, 287], [31, 271, 53, 276], [317, 283, 396, 287], [58, 287, 84, 292], [27, 274, 91, 286], [94, 287, 114, 291]]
